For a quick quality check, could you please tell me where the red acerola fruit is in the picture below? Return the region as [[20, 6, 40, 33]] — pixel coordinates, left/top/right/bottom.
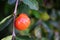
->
[[15, 13, 30, 30]]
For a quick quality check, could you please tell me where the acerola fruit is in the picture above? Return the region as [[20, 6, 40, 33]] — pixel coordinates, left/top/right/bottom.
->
[[15, 13, 30, 30]]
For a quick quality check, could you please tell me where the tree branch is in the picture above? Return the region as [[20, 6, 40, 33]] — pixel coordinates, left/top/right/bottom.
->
[[12, 0, 18, 40]]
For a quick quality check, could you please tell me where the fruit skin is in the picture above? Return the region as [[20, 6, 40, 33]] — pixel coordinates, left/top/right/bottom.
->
[[15, 13, 30, 30]]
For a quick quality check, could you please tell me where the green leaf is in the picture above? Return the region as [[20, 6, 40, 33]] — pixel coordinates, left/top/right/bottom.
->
[[32, 10, 40, 19], [38, 0, 43, 6], [0, 14, 12, 25], [0, 14, 13, 31], [19, 29, 30, 35], [18, 3, 30, 15], [49, 21, 59, 29], [4, 3, 14, 15], [1, 35, 12, 40], [42, 21, 51, 33], [29, 20, 42, 33], [22, 0, 39, 10], [16, 36, 33, 40], [41, 37, 48, 40], [1, 35, 33, 40]]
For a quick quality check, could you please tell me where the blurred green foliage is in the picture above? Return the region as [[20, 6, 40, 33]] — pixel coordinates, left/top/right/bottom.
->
[[0, 0, 60, 40]]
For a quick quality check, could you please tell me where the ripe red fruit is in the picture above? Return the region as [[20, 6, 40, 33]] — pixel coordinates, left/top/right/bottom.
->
[[15, 13, 30, 30]]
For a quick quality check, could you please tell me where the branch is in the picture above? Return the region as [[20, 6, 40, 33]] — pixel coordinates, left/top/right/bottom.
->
[[12, 0, 18, 40]]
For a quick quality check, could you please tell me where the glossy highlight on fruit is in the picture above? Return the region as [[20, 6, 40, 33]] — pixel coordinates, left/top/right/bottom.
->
[[15, 13, 30, 30]]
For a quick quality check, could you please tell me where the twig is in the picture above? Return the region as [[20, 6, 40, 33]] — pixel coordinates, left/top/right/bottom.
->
[[54, 31, 59, 40], [12, 0, 18, 40]]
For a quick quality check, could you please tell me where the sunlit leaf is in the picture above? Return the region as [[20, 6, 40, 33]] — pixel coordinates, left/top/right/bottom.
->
[[0, 14, 12, 25], [1, 35, 12, 40], [0, 15, 13, 31], [22, 0, 39, 10], [40, 12, 50, 21], [34, 26, 41, 39]]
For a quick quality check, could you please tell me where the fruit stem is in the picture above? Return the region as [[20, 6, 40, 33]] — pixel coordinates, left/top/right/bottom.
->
[[12, 0, 18, 40]]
